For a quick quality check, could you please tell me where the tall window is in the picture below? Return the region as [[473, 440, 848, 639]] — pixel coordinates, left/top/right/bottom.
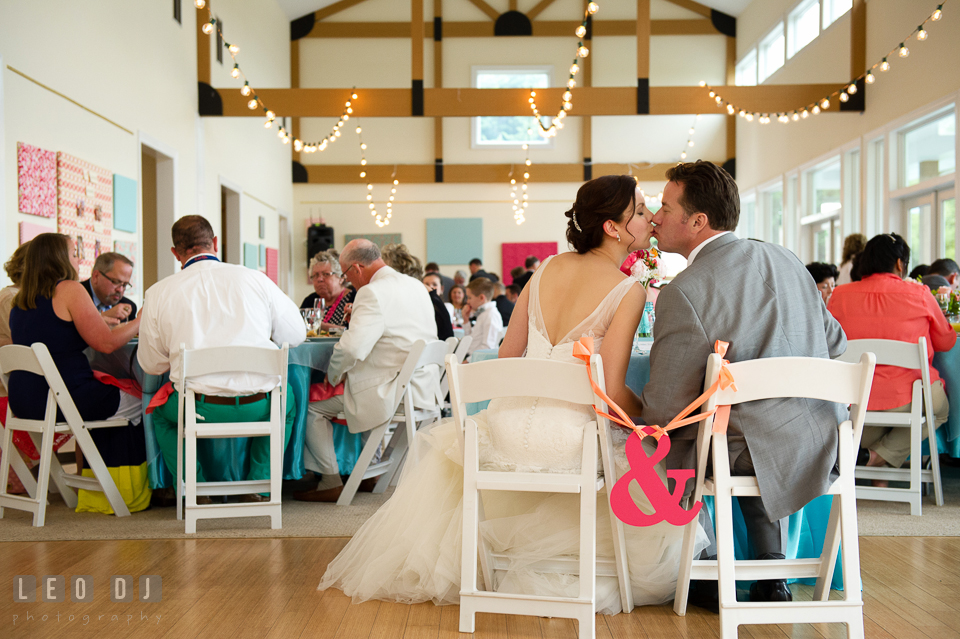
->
[[823, 0, 852, 29], [739, 194, 757, 239], [472, 67, 552, 147], [788, 0, 819, 58], [763, 186, 784, 245], [758, 23, 785, 82], [735, 50, 757, 86], [900, 108, 956, 188]]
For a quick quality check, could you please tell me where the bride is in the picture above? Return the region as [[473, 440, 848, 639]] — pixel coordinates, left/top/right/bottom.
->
[[319, 175, 708, 614]]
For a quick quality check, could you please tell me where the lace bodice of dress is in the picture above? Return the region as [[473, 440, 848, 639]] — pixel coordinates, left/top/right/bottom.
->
[[480, 256, 637, 474]]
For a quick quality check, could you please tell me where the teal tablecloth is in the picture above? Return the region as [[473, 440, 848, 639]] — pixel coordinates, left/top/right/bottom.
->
[[463, 348, 842, 590], [930, 340, 960, 457], [91, 339, 363, 490]]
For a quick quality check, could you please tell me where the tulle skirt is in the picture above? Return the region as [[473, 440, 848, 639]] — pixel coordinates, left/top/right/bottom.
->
[[318, 415, 709, 615]]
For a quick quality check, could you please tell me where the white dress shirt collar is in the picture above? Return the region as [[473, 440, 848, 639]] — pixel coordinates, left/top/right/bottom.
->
[[686, 231, 732, 267]]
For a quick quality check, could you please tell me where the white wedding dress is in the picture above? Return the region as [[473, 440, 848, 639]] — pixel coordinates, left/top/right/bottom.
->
[[319, 256, 708, 614]]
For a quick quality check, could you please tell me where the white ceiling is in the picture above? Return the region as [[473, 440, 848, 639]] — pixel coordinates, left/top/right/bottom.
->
[[277, 0, 754, 22]]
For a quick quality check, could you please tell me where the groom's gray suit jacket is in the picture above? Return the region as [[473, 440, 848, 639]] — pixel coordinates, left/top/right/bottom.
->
[[640, 234, 847, 522]]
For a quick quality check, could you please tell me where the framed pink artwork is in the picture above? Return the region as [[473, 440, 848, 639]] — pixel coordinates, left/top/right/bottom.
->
[[19, 221, 51, 245], [501, 242, 558, 285], [17, 142, 57, 218], [56, 152, 113, 280], [265, 248, 279, 284]]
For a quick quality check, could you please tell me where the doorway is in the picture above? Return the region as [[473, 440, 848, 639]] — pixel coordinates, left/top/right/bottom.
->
[[278, 213, 291, 294], [139, 139, 176, 291], [219, 179, 242, 265]]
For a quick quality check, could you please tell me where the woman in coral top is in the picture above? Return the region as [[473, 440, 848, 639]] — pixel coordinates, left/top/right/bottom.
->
[[828, 233, 956, 472]]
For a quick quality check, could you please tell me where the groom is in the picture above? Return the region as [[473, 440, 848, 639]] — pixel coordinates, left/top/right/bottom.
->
[[641, 161, 847, 605]]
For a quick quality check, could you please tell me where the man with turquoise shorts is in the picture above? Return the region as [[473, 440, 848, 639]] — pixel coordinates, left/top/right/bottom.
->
[[138, 215, 306, 503]]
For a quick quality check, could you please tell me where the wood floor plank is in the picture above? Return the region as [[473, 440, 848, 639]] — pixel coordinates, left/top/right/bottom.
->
[[504, 614, 542, 639], [371, 601, 410, 639], [437, 605, 474, 639], [538, 617, 578, 639]]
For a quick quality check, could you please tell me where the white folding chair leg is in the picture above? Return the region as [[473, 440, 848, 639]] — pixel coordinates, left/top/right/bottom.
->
[[673, 513, 700, 615], [338, 423, 388, 506], [460, 420, 481, 634], [31, 422, 56, 527], [375, 425, 408, 493], [184, 416, 199, 534], [177, 396, 184, 522], [813, 494, 842, 601], [0, 422, 39, 502], [70, 426, 130, 518], [926, 420, 944, 507], [28, 432, 78, 509]]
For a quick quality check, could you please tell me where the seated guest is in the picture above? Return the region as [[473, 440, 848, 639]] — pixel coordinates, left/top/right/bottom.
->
[[9, 233, 147, 513], [922, 274, 950, 291], [828, 233, 956, 477], [0, 242, 31, 349], [492, 281, 514, 326], [81, 252, 137, 325], [138, 216, 305, 504], [509, 266, 524, 283], [382, 243, 453, 341], [453, 270, 467, 289], [301, 249, 355, 328], [505, 283, 521, 304], [512, 255, 540, 290], [468, 258, 499, 283], [911, 264, 930, 280], [424, 262, 455, 303], [461, 277, 503, 356], [295, 239, 439, 502], [837, 233, 866, 285], [423, 272, 456, 339], [449, 284, 467, 327], [805, 262, 839, 305], [927, 258, 960, 290]]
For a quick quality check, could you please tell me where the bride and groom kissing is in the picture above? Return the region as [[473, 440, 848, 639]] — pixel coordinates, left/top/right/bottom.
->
[[320, 161, 847, 613]]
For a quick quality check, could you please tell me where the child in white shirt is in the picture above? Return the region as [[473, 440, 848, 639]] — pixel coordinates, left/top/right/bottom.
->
[[462, 277, 504, 356]]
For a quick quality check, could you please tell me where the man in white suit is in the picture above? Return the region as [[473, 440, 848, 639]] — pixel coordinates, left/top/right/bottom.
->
[[294, 239, 439, 502]]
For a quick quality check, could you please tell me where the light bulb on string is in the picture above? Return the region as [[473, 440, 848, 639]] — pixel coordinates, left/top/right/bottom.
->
[[202, 21, 214, 34], [917, 27, 928, 41], [241, 82, 251, 96], [231, 64, 240, 78], [866, 71, 875, 84], [880, 57, 890, 71], [820, 98, 830, 110], [847, 82, 858, 94], [247, 98, 258, 110], [195, 0, 206, 8], [578, 45, 589, 58], [570, 63, 579, 75], [898, 43, 909, 57], [839, 92, 849, 103], [587, 2, 599, 14], [228, 44, 239, 54], [576, 25, 586, 38], [801, 109, 809, 119], [812, 105, 821, 115], [933, 5, 943, 20]]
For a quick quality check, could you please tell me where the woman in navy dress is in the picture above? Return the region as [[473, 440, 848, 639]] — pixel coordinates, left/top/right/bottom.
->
[[8, 233, 147, 513]]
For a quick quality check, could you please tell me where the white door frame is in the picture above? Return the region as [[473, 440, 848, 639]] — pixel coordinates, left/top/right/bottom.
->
[[137, 131, 179, 282]]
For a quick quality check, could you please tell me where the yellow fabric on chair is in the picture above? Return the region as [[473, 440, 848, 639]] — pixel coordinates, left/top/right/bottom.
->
[[76, 463, 152, 514]]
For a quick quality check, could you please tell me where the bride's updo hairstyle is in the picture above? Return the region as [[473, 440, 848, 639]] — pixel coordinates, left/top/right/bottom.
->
[[565, 175, 637, 254]]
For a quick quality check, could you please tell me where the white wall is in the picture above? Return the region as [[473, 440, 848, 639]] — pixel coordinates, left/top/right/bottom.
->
[[736, 0, 960, 190], [1, 0, 293, 302]]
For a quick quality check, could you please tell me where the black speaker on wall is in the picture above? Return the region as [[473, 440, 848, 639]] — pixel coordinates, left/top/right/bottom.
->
[[307, 225, 334, 267]]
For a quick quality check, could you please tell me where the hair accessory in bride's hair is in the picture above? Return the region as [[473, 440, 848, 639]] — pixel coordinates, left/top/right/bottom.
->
[[572, 211, 582, 232]]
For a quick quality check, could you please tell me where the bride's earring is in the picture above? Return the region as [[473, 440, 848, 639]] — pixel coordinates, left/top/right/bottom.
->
[[617, 233, 621, 243]]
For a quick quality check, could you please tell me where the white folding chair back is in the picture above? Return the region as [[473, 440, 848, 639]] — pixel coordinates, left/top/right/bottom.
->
[[176, 343, 288, 534], [837, 337, 943, 514], [674, 353, 875, 639], [448, 353, 633, 639], [0, 343, 131, 526], [336, 339, 448, 505]]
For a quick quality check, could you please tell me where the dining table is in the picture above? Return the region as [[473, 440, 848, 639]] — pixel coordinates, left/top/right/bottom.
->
[[88, 337, 364, 490]]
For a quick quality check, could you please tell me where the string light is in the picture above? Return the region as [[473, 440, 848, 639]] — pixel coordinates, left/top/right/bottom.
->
[[527, 4, 598, 138], [194, 0, 206, 8], [510, 137, 532, 224], [698, 1, 948, 125], [355, 120, 396, 228], [677, 114, 700, 161]]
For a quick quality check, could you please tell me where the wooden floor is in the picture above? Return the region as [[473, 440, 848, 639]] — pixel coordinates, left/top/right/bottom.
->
[[1, 536, 958, 639]]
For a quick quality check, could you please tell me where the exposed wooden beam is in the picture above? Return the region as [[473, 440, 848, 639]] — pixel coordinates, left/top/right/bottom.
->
[[412, 0, 424, 82], [196, 7, 210, 85], [725, 36, 735, 85], [637, 0, 650, 80], [304, 19, 719, 38], [851, 0, 866, 80], [291, 41, 301, 163], [302, 162, 691, 184], [464, 0, 499, 21], [527, 0, 558, 20], [315, 0, 370, 21], [218, 85, 848, 118], [662, 0, 711, 18], [509, 0, 517, 11], [583, 1, 592, 171], [434, 0, 443, 163]]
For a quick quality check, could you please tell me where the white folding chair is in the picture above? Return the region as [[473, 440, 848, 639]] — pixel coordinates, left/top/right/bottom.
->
[[673, 352, 875, 639], [176, 343, 288, 534], [837, 338, 944, 515], [449, 353, 633, 639], [0, 343, 132, 526], [336, 339, 447, 506]]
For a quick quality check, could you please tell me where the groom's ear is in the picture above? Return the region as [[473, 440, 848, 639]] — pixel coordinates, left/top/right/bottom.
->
[[690, 212, 710, 231]]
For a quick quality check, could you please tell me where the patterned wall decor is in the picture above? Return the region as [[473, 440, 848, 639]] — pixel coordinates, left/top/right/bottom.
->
[[113, 240, 140, 296], [56, 152, 113, 280], [265, 248, 279, 284], [343, 233, 402, 248], [501, 242, 558, 285], [19, 221, 51, 245], [17, 142, 57, 218]]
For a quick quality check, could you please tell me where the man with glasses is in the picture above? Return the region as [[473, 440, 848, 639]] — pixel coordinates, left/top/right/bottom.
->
[[81, 252, 137, 325]]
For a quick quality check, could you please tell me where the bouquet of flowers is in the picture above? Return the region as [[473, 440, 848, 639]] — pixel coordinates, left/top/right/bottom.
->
[[620, 248, 662, 288]]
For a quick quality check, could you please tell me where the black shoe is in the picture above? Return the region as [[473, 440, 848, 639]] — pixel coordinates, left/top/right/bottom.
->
[[749, 553, 792, 603], [687, 579, 719, 614], [856, 448, 870, 466]]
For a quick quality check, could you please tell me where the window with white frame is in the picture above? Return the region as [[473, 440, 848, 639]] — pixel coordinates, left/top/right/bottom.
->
[[735, 50, 757, 86], [738, 194, 757, 239], [472, 67, 552, 147], [899, 107, 956, 188], [787, 0, 820, 58], [822, 0, 852, 29], [802, 159, 842, 263], [762, 185, 785, 245], [758, 23, 785, 82]]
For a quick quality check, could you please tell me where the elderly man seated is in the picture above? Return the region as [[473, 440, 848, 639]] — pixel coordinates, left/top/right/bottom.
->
[[81, 252, 137, 325], [294, 239, 439, 502], [138, 215, 306, 504]]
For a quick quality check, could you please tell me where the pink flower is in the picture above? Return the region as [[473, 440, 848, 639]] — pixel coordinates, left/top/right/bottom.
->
[[620, 251, 640, 276]]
